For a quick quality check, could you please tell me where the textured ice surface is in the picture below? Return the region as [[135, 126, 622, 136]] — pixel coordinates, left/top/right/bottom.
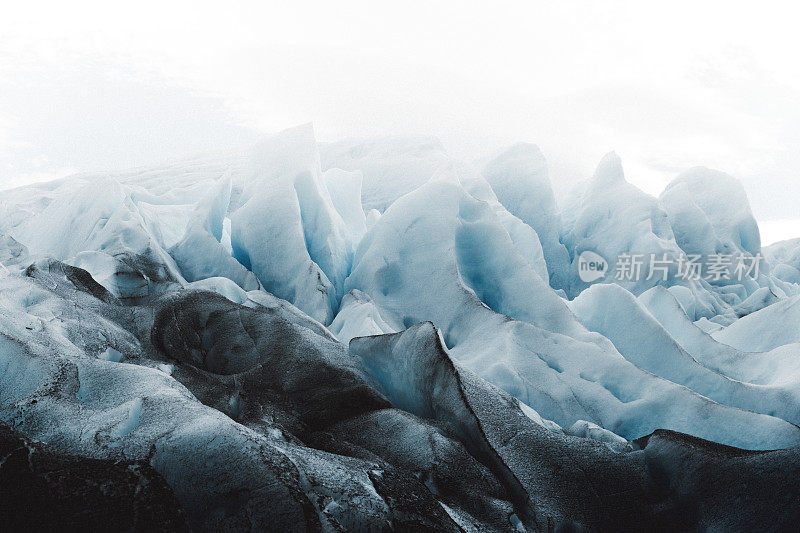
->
[[343, 176, 799, 449], [560, 153, 688, 297], [572, 283, 800, 425], [482, 143, 571, 290], [2, 124, 800, 529], [640, 286, 800, 386], [765, 237, 800, 283], [712, 293, 800, 352], [321, 136, 451, 212], [329, 289, 401, 344], [660, 167, 761, 257], [559, 154, 792, 320], [170, 175, 261, 292], [229, 124, 357, 324]]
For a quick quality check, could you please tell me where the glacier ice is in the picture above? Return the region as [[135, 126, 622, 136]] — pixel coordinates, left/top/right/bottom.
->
[[482, 143, 571, 290], [712, 293, 800, 352], [2, 123, 800, 530], [320, 135, 452, 212], [571, 283, 800, 426], [229, 124, 357, 324], [170, 175, 261, 291], [640, 286, 800, 386], [560, 153, 687, 297], [660, 167, 761, 258], [342, 174, 799, 449], [329, 289, 401, 344], [765, 237, 800, 283]]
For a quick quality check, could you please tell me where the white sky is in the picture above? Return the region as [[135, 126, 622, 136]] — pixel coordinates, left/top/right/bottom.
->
[[1, 1, 799, 244]]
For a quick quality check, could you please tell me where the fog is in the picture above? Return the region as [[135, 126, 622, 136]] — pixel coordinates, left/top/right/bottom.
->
[[2, 1, 798, 243]]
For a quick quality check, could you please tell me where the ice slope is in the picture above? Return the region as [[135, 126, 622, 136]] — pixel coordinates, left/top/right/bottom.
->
[[640, 285, 760, 377], [323, 168, 368, 242], [560, 154, 697, 298], [229, 124, 357, 324], [170, 176, 261, 291], [346, 178, 598, 342], [712, 293, 800, 351], [329, 289, 402, 344], [320, 136, 452, 212], [343, 178, 800, 448], [136, 201, 194, 249], [482, 143, 571, 290], [660, 167, 761, 258], [765, 237, 800, 284], [0, 235, 29, 272], [640, 286, 800, 385], [436, 161, 552, 284], [350, 323, 800, 531], [0, 261, 474, 531], [7, 177, 186, 298], [571, 283, 800, 424]]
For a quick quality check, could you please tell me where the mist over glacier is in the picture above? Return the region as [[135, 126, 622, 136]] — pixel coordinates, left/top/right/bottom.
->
[[1, 124, 800, 531]]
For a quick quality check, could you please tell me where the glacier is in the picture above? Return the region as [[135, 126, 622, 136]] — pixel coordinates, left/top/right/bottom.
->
[[1, 124, 800, 531]]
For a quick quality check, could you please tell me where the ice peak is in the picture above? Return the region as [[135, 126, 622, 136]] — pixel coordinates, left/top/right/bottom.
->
[[665, 166, 745, 197], [494, 142, 546, 164], [248, 123, 320, 185], [660, 165, 761, 256], [591, 151, 625, 186]]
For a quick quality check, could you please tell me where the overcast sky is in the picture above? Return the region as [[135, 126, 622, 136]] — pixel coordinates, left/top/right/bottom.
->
[[1, 1, 798, 244]]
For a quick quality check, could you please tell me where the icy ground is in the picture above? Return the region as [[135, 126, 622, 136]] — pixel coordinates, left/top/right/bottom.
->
[[1, 123, 800, 531]]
